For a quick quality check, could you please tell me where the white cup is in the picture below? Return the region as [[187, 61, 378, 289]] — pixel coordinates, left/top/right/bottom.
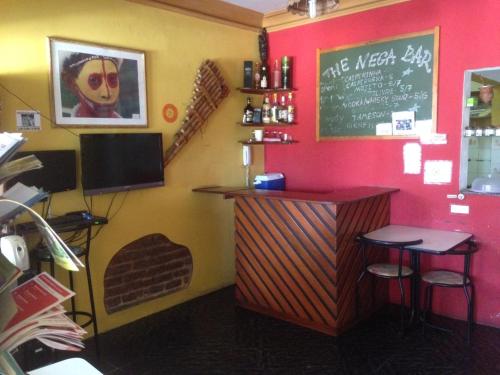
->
[[253, 129, 263, 142]]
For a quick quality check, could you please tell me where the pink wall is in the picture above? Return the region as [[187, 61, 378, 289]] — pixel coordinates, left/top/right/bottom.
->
[[267, 0, 500, 327]]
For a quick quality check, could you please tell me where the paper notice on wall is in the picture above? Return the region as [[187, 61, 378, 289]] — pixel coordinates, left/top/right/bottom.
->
[[420, 133, 447, 145], [403, 143, 421, 174], [376, 123, 393, 136], [415, 120, 432, 136], [16, 111, 41, 132], [424, 160, 453, 184], [392, 111, 416, 136]]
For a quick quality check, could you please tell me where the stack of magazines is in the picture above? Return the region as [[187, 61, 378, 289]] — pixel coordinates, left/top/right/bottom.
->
[[0, 132, 86, 374], [0, 255, 86, 374]]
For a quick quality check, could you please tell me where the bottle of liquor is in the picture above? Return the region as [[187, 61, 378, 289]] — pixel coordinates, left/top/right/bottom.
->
[[272, 59, 282, 89], [286, 92, 295, 123], [254, 62, 261, 89], [270, 93, 279, 123], [278, 94, 288, 123], [260, 64, 269, 89], [282, 56, 292, 89], [242, 97, 254, 124], [262, 95, 271, 124]]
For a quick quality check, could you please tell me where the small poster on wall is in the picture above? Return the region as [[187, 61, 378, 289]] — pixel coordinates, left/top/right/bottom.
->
[[392, 111, 416, 136], [16, 110, 41, 131], [424, 160, 453, 184]]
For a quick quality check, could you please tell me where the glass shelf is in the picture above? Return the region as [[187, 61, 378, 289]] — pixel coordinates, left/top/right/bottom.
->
[[238, 122, 296, 127], [237, 87, 297, 94], [239, 140, 298, 145]]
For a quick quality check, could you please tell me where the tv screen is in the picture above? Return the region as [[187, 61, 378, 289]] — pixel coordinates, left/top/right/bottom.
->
[[80, 133, 164, 196], [6, 150, 77, 193]]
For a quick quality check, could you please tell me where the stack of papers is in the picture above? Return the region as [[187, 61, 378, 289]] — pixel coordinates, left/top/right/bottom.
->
[[0, 272, 86, 353], [0, 133, 87, 374], [0, 182, 48, 222], [0, 155, 43, 185], [0, 133, 25, 166]]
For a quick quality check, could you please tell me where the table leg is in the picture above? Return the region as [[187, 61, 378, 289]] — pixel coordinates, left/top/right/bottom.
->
[[410, 252, 420, 324]]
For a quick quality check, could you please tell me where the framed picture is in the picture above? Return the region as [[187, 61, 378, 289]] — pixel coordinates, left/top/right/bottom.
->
[[49, 37, 147, 127]]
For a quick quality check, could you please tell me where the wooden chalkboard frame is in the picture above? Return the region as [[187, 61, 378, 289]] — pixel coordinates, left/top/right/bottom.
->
[[316, 28, 439, 140]]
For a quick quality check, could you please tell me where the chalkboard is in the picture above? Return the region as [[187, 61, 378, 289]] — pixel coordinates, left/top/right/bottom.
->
[[317, 29, 439, 139]]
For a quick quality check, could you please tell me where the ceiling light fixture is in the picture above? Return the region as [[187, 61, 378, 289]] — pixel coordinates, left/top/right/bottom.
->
[[287, 0, 340, 19]]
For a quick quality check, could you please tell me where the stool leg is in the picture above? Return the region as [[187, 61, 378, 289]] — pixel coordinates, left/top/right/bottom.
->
[[398, 276, 405, 333], [464, 284, 473, 344], [85, 255, 100, 359], [355, 270, 367, 320], [68, 271, 77, 322], [422, 285, 432, 336]]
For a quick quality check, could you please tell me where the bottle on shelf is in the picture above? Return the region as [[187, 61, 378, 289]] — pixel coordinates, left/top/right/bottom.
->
[[270, 93, 279, 123], [484, 125, 495, 136], [260, 64, 269, 89], [254, 62, 261, 89], [262, 94, 271, 124], [286, 92, 295, 123], [242, 97, 254, 124], [272, 59, 282, 89], [278, 94, 288, 123], [282, 56, 292, 90]]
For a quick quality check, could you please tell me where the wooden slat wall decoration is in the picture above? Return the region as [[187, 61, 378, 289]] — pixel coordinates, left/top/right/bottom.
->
[[234, 192, 391, 336]]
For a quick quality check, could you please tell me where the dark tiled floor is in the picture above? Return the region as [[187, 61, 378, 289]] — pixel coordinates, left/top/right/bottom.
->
[[19, 286, 500, 374]]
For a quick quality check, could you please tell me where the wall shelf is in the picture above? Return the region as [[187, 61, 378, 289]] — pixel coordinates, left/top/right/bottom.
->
[[239, 140, 298, 145], [238, 122, 296, 127], [237, 87, 297, 94]]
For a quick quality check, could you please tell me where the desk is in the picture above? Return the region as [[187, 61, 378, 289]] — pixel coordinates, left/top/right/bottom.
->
[[363, 225, 473, 319], [15, 214, 108, 235]]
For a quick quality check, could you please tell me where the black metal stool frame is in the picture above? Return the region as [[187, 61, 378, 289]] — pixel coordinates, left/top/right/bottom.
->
[[356, 234, 423, 333], [421, 239, 478, 344], [35, 223, 100, 359]]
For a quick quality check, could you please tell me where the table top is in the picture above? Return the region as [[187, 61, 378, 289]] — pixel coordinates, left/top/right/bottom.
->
[[363, 225, 473, 254], [226, 186, 399, 204], [28, 358, 102, 374]]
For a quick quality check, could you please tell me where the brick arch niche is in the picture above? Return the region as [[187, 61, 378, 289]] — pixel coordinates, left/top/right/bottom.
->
[[104, 233, 193, 314]]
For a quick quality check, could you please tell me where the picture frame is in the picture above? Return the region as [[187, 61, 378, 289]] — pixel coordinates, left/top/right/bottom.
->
[[48, 37, 147, 127]]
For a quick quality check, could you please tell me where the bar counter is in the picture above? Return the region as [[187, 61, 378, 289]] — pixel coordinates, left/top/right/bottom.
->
[[228, 186, 398, 336]]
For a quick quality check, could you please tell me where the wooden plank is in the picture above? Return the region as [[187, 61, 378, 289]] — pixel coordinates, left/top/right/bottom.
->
[[127, 0, 262, 31]]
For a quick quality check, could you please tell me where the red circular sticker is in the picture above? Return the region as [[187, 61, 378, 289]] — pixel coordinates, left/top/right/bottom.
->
[[162, 104, 178, 123]]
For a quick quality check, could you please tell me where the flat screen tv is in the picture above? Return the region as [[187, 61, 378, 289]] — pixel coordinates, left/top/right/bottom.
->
[[6, 150, 77, 193], [80, 133, 164, 196]]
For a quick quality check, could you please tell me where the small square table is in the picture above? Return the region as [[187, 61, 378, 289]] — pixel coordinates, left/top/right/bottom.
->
[[362, 225, 473, 320]]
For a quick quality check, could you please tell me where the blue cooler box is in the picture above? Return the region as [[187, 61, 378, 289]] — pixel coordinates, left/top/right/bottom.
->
[[254, 173, 285, 190]]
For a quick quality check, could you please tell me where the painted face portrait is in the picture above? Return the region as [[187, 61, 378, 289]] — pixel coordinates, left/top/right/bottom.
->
[[62, 53, 122, 118], [479, 85, 493, 105]]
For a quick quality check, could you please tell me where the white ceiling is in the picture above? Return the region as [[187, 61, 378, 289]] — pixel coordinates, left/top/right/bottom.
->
[[221, 0, 288, 14]]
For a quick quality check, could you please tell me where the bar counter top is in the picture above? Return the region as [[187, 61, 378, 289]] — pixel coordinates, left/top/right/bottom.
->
[[226, 186, 399, 204]]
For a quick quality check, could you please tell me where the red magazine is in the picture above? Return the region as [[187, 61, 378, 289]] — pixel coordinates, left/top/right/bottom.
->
[[3, 272, 74, 331]]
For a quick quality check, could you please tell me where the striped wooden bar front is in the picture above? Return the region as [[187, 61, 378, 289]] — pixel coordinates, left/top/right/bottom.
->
[[231, 187, 396, 336]]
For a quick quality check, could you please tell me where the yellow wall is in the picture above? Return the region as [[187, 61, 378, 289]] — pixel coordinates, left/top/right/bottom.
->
[[0, 0, 263, 334]]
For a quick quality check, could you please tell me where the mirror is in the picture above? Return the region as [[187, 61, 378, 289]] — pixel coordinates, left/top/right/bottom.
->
[[460, 67, 500, 194]]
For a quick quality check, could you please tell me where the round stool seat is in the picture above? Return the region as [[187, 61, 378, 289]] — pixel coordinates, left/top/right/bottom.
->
[[421, 270, 468, 286], [367, 263, 413, 278]]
